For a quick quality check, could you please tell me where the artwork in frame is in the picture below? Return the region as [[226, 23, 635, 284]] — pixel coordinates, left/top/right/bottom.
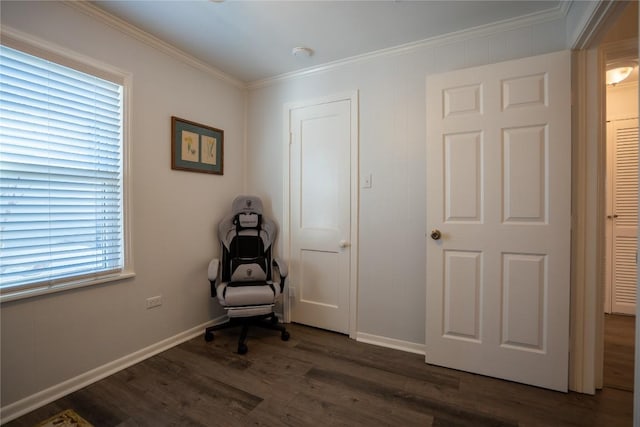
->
[[171, 116, 224, 175]]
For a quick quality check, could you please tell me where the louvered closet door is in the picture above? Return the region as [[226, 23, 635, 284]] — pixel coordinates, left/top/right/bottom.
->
[[611, 118, 638, 315]]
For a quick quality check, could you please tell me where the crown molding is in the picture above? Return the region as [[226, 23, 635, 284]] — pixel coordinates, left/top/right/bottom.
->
[[247, 1, 570, 90], [568, 0, 624, 50], [559, 0, 572, 17], [63, 0, 245, 89]]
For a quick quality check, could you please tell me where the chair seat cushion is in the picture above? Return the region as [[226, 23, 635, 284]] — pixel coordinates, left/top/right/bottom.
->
[[217, 281, 280, 307], [226, 305, 275, 318]]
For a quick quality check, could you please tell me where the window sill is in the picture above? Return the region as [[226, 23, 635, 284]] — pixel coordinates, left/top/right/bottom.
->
[[0, 271, 136, 304]]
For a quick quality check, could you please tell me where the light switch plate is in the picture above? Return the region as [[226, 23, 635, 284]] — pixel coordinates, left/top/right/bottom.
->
[[362, 173, 372, 189]]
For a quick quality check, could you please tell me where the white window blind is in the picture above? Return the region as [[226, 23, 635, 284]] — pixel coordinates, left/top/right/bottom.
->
[[0, 44, 125, 296]]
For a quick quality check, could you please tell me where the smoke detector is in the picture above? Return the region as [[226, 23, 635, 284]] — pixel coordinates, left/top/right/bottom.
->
[[292, 47, 314, 58]]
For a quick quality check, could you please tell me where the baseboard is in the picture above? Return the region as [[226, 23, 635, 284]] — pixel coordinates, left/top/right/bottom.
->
[[0, 316, 226, 424], [356, 332, 426, 356]]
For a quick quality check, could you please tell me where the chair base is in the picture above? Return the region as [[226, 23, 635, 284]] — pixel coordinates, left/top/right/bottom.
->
[[204, 312, 290, 354]]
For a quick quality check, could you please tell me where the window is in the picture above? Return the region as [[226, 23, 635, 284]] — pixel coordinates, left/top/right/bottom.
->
[[0, 41, 132, 301]]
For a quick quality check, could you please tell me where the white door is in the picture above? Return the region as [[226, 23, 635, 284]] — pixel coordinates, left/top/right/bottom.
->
[[425, 51, 571, 392], [606, 118, 638, 315], [287, 95, 357, 334]]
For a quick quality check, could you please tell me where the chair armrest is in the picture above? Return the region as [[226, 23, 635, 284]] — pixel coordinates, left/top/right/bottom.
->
[[273, 258, 287, 278], [208, 259, 219, 297], [208, 258, 220, 282], [272, 258, 288, 293]]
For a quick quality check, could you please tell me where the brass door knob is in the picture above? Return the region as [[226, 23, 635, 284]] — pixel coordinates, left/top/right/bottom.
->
[[430, 229, 442, 240]]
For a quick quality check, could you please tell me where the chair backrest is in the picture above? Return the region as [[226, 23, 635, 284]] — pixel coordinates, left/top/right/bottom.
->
[[219, 196, 276, 284]]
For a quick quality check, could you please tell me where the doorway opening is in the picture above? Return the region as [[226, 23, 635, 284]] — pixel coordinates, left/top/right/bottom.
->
[[600, 0, 637, 396]]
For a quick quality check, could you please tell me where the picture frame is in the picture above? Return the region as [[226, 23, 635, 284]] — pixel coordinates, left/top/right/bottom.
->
[[171, 116, 224, 175]]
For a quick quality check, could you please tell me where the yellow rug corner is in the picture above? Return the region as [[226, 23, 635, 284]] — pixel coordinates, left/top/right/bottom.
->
[[35, 409, 93, 427]]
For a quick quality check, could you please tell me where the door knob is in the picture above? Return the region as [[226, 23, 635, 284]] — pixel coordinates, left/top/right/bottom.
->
[[430, 229, 442, 240], [339, 240, 351, 248]]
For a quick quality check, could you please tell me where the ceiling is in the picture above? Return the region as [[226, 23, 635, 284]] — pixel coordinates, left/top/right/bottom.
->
[[91, 0, 565, 84]]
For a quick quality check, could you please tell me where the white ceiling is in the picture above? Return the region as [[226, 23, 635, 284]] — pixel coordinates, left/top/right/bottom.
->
[[91, 0, 565, 84]]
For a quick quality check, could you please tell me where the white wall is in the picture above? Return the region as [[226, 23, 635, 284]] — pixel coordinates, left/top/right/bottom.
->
[[0, 1, 245, 409], [246, 16, 568, 345], [607, 81, 639, 120]]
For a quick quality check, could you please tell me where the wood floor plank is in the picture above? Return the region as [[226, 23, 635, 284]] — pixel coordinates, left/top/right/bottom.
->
[[4, 321, 634, 427], [306, 367, 517, 427], [249, 369, 436, 426], [273, 390, 434, 427], [172, 339, 312, 401], [604, 313, 635, 392], [294, 339, 460, 390]]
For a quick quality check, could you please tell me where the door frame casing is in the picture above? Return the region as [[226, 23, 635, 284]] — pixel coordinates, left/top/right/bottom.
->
[[281, 91, 360, 338], [570, 46, 606, 395]]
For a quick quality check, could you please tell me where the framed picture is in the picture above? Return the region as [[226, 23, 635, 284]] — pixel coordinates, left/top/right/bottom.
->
[[171, 116, 224, 175]]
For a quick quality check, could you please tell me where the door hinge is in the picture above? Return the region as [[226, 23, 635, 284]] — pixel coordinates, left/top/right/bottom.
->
[[289, 132, 293, 145]]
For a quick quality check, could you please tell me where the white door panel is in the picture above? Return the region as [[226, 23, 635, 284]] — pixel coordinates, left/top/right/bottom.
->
[[426, 51, 571, 392], [289, 98, 353, 334]]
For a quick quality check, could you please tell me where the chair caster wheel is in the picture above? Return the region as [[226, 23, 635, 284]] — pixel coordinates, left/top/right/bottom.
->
[[204, 331, 214, 342], [281, 331, 290, 341], [238, 343, 248, 354]]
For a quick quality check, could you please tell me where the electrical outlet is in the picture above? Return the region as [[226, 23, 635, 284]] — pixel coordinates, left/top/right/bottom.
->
[[146, 295, 162, 309]]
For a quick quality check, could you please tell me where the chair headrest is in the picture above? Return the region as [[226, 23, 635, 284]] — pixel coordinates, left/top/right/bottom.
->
[[232, 195, 263, 216], [220, 195, 276, 251]]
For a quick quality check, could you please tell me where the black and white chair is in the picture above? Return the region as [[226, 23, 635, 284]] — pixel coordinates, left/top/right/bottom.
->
[[204, 195, 289, 354]]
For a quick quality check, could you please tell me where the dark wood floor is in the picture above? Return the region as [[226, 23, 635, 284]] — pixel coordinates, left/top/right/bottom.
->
[[604, 313, 635, 392], [5, 320, 634, 427]]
